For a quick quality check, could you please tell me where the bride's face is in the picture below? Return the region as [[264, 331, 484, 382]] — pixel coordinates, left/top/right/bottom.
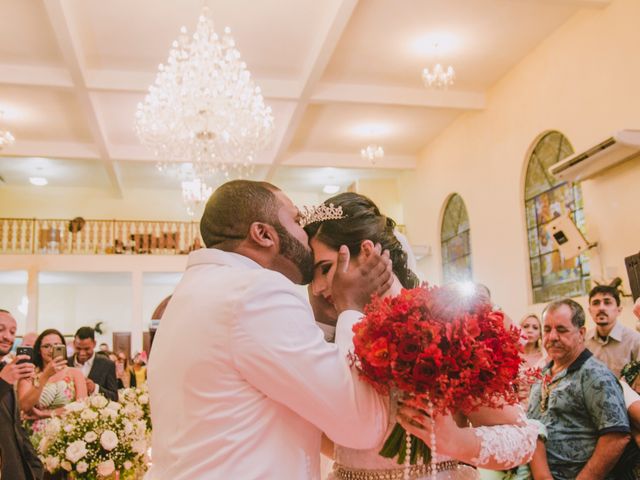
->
[[309, 238, 341, 304], [309, 237, 371, 304]]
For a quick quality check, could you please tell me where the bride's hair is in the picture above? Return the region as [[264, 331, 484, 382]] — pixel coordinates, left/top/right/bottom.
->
[[304, 192, 419, 289]]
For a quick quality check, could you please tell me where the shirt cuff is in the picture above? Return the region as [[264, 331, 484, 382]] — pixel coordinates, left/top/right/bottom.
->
[[599, 425, 631, 435]]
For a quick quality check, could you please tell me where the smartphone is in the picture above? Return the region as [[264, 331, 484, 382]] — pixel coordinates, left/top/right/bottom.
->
[[52, 344, 67, 361], [625, 251, 640, 301], [16, 346, 34, 364]]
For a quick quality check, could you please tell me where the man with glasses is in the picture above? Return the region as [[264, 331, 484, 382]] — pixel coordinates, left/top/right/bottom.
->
[[527, 298, 630, 479]]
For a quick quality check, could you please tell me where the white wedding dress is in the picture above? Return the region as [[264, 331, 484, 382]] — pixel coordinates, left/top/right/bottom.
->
[[326, 397, 538, 480]]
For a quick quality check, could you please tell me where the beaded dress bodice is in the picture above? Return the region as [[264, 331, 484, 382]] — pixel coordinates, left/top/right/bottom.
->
[[328, 397, 479, 480]]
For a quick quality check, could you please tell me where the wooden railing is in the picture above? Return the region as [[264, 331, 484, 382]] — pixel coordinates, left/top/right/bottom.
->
[[0, 218, 202, 255]]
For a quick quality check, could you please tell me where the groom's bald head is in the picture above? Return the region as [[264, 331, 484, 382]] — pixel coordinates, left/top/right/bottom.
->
[[200, 180, 281, 249]]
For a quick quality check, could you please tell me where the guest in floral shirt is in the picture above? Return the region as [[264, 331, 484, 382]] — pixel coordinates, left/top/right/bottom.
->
[[527, 298, 630, 480]]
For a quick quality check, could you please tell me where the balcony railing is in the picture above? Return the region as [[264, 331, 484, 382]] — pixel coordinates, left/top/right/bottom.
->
[[0, 218, 202, 255]]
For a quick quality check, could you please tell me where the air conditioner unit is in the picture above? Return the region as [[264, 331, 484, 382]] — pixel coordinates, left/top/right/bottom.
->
[[549, 129, 640, 182]]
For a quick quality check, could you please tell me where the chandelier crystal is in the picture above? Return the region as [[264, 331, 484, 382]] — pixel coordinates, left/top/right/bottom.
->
[[422, 63, 455, 89], [135, 8, 275, 179], [0, 111, 15, 151], [181, 177, 213, 217], [360, 144, 384, 164]]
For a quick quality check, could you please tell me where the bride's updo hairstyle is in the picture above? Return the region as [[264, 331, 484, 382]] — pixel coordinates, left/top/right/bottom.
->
[[304, 192, 419, 289]]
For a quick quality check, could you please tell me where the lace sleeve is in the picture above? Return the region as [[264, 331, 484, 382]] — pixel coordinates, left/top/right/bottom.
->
[[470, 412, 541, 468]]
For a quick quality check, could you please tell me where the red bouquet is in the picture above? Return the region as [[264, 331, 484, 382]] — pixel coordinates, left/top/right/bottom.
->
[[351, 284, 523, 464]]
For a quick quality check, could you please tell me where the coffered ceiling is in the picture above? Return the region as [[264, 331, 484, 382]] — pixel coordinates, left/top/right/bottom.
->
[[0, 0, 611, 197]]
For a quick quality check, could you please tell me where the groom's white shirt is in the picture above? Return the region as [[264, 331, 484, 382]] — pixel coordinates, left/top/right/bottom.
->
[[147, 248, 388, 480]]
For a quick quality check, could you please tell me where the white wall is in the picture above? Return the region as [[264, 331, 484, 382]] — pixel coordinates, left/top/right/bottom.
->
[[0, 272, 28, 335], [400, 0, 640, 329]]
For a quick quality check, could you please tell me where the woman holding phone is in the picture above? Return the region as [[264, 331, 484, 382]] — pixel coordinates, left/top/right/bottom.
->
[[18, 329, 87, 438]]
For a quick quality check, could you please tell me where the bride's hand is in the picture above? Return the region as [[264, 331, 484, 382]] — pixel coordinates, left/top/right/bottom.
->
[[397, 403, 472, 458]]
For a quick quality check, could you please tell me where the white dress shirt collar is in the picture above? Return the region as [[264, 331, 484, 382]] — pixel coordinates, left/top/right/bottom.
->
[[74, 352, 95, 378], [187, 248, 263, 271]]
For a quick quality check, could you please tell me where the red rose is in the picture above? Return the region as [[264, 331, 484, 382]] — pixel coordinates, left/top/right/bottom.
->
[[397, 336, 421, 362], [365, 337, 391, 368]]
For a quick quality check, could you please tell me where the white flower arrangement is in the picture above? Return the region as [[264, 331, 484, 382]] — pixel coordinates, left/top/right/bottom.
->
[[38, 394, 149, 479], [118, 383, 152, 434]]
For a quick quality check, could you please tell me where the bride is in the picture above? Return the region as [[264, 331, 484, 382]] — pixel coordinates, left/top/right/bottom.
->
[[303, 192, 540, 480]]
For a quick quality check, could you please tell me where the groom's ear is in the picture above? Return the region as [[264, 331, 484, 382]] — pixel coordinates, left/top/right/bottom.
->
[[247, 222, 277, 249]]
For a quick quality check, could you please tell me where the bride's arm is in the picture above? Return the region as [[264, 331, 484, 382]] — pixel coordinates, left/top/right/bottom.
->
[[398, 403, 538, 470]]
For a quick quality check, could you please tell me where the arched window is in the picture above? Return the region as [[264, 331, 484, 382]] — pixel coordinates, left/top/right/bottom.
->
[[524, 131, 590, 303], [441, 194, 472, 283]]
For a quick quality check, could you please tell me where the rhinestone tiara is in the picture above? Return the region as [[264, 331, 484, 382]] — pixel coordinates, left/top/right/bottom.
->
[[299, 203, 345, 227]]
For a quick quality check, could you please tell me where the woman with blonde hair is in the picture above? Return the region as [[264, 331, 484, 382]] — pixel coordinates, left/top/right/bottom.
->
[[516, 314, 545, 408]]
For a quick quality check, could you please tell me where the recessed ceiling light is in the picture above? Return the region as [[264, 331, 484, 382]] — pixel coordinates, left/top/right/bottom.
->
[[29, 177, 48, 186], [323, 185, 340, 194], [411, 32, 460, 57], [351, 123, 392, 137]]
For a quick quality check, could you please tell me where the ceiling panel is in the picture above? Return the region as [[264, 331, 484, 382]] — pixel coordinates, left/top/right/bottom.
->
[[0, 0, 63, 66], [73, 0, 330, 78], [118, 161, 271, 190], [0, 86, 92, 142], [290, 103, 461, 155], [0, 156, 110, 189], [323, 0, 579, 90], [272, 165, 407, 196]]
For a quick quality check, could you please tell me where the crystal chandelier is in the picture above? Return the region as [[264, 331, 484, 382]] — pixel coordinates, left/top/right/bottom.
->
[[135, 8, 274, 180], [181, 177, 213, 217], [361, 144, 384, 164], [422, 63, 455, 89], [0, 111, 15, 151]]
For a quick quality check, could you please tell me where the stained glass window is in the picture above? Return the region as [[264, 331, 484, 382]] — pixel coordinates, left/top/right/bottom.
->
[[441, 194, 472, 283], [524, 131, 590, 303]]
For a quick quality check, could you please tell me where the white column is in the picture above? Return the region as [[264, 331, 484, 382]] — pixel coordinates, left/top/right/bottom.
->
[[131, 270, 144, 353], [26, 266, 38, 333]]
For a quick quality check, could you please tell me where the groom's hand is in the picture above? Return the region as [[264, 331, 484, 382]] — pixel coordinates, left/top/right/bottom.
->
[[331, 243, 393, 314]]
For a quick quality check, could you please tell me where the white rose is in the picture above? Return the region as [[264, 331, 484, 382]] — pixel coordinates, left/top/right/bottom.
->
[[63, 424, 74, 433], [44, 456, 59, 471], [122, 404, 137, 416], [136, 420, 147, 436], [123, 460, 133, 470], [100, 408, 117, 419], [61, 460, 72, 471], [38, 436, 49, 453], [65, 401, 85, 413], [76, 461, 89, 473], [91, 395, 109, 409], [131, 439, 147, 455], [106, 401, 121, 411], [80, 408, 98, 421], [84, 431, 98, 442], [97, 459, 115, 477], [138, 393, 149, 405], [100, 430, 119, 451], [65, 440, 87, 463], [123, 420, 134, 435], [45, 417, 62, 436]]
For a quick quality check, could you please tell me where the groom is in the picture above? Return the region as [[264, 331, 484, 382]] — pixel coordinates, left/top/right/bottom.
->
[[148, 180, 391, 479]]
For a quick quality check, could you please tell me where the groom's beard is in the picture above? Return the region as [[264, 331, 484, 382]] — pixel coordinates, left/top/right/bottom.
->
[[275, 225, 314, 285]]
